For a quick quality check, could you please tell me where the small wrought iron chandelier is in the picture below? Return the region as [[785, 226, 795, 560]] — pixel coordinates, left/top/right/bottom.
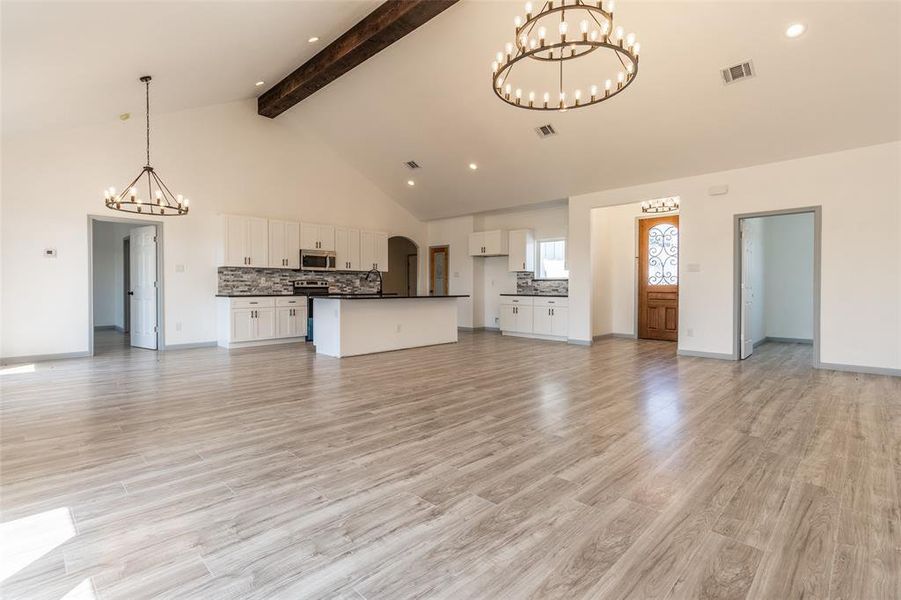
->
[[641, 196, 679, 214], [104, 76, 189, 216], [491, 0, 640, 111]]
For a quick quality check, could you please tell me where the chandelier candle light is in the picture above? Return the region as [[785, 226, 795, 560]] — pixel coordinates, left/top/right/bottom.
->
[[104, 76, 189, 216], [492, 0, 640, 111]]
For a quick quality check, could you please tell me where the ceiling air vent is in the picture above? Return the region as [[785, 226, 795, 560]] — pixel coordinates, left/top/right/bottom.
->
[[404, 160, 421, 170], [535, 124, 557, 138], [721, 61, 755, 84]]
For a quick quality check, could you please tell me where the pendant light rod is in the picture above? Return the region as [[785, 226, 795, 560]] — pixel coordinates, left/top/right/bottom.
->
[[141, 75, 151, 166]]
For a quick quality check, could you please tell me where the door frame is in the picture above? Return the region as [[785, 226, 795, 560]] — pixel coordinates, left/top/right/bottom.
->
[[635, 213, 680, 340], [123, 237, 131, 333], [429, 245, 449, 296], [87, 215, 165, 355], [732, 206, 821, 364]]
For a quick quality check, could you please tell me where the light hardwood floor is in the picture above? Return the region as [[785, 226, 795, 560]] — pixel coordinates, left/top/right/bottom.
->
[[1, 332, 899, 599]]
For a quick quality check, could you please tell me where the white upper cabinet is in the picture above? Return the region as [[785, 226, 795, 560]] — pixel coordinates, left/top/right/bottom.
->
[[360, 230, 389, 271], [301, 223, 335, 251], [223, 214, 383, 271], [469, 230, 509, 256], [335, 227, 361, 271], [508, 229, 535, 272], [224, 215, 268, 267], [268, 220, 300, 269]]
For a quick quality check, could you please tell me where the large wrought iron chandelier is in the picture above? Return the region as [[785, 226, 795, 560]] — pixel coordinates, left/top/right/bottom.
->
[[492, 0, 640, 111], [104, 76, 189, 216]]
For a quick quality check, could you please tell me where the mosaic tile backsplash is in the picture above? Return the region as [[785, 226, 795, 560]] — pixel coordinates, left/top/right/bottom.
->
[[516, 272, 569, 295], [218, 267, 381, 295]]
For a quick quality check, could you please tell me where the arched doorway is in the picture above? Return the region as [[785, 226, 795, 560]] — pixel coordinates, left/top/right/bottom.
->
[[385, 236, 418, 296]]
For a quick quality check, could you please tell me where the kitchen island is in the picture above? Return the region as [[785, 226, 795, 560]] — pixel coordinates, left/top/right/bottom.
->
[[312, 295, 469, 357]]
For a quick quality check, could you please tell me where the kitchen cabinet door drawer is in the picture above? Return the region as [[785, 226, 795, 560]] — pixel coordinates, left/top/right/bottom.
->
[[275, 297, 305, 307], [230, 297, 276, 309], [507, 296, 534, 306], [533, 297, 568, 308]]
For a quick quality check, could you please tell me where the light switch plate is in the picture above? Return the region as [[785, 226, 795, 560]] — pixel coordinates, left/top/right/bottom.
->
[[175, 264, 186, 273], [686, 263, 701, 272]]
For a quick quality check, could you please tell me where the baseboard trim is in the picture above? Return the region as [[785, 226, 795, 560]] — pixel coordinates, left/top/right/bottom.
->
[[756, 336, 813, 347], [218, 337, 308, 350], [677, 349, 736, 361], [458, 326, 477, 332], [503, 331, 569, 343], [1, 350, 92, 365], [163, 341, 218, 351], [816, 362, 901, 377], [93, 325, 127, 333], [567, 339, 592, 346], [593, 333, 637, 341]]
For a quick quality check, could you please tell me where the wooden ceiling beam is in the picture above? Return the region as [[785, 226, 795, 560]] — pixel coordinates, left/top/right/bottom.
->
[[258, 0, 459, 118]]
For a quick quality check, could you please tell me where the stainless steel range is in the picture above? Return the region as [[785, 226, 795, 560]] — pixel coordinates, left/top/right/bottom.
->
[[292, 279, 330, 341]]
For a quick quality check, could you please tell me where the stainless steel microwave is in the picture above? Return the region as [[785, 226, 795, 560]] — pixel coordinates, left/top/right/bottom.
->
[[300, 250, 336, 271]]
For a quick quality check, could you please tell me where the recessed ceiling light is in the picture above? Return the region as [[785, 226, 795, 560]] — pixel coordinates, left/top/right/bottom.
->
[[255, 81, 265, 87], [469, 163, 478, 170], [308, 36, 320, 43], [785, 23, 806, 38], [407, 180, 415, 186]]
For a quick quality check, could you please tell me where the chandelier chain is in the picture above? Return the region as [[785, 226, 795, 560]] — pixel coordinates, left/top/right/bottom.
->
[[145, 78, 151, 166]]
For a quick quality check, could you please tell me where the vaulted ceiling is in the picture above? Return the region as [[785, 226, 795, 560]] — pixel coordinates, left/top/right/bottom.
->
[[4, 1, 899, 220]]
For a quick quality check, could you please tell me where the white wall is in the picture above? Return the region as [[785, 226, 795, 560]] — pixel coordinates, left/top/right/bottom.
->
[[1, 99, 427, 358], [91, 221, 133, 328], [426, 216, 476, 327], [590, 202, 646, 337], [570, 142, 901, 371], [762, 213, 814, 340]]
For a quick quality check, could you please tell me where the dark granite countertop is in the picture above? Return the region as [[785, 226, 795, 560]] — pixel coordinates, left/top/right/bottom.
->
[[216, 293, 301, 297], [499, 293, 568, 298], [315, 294, 470, 300]]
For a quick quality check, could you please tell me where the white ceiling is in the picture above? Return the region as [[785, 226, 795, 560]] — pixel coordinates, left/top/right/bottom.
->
[[3, 1, 900, 220], [1, 0, 379, 134]]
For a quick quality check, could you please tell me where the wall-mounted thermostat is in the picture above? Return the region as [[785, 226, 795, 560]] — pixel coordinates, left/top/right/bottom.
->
[[42, 248, 57, 258]]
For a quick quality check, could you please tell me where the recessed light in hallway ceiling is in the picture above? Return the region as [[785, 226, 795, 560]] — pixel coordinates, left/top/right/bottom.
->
[[785, 23, 806, 38]]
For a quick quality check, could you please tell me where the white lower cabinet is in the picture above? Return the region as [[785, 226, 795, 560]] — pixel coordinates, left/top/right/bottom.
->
[[218, 297, 307, 348], [499, 296, 568, 341]]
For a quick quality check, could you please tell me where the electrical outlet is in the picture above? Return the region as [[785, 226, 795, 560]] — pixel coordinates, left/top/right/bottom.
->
[[395, 324, 402, 333], [686, 328, 694, 337], [175, 322, 182, 332]]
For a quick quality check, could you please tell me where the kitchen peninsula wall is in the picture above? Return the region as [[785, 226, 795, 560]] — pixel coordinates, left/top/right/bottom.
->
[[218, 267, 380, 295]]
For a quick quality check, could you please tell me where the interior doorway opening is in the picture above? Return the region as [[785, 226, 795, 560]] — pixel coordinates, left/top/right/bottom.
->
[[588, 201, 680, 343], [735, 208, 820, 364], [89, 217, 163, 355], [429, 245, 449, 296], [384, 236, 418, 296]]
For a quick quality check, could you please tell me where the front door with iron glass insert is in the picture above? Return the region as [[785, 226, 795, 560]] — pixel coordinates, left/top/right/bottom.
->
[[638, 216, 679, 341]]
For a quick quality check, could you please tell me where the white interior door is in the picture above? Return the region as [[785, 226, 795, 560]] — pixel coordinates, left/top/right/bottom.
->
[[740, 221, 754, 359], [129, 225, 158, 349]]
